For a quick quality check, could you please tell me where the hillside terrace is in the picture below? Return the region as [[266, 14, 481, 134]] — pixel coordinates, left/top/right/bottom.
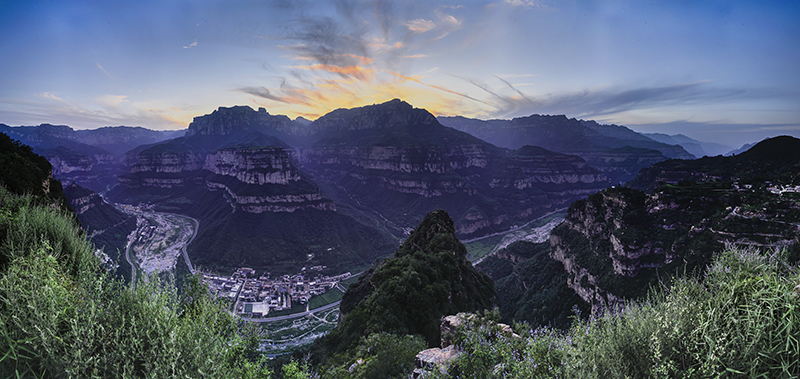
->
[[202, 267, 351, 317]]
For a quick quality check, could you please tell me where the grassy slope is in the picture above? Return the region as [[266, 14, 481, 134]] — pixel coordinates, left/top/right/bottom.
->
[[428, 246, 800, 378], [0, 186, 272, 378]]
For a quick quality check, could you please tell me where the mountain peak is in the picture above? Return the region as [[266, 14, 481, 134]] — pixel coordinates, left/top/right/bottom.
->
[[310, 98, 437, 133], [741, 135, 800, 161], [186, 105, 295, 137], [332, 209, 495, 349]]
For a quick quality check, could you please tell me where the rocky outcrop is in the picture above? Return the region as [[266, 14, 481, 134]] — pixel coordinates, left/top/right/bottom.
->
[[413, 346, 459, 378], [64, 182, 105, 215], [310, 98, 436, 133], [412, 314, 519, 378], [119, 144, 333, 213], [185, 105, 304, 138]]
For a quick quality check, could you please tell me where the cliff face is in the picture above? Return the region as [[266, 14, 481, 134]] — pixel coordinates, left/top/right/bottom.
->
[[293, 101, 610, 238], [298, 142, 608, 236], [186, 105, 305, 141], [549, 188, 665, 313], [549, 174, 800, 314], [120, 145, 333, 213]]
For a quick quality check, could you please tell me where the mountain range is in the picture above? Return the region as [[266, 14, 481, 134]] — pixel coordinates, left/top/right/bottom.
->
[[0, 99, 771, 276], [0, 123, 183, 192], [437, 115, 696, 183]]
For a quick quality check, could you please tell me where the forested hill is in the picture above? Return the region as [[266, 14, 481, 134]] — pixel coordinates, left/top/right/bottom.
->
[[0, 132, 71, 211], [310, 209, 495, 375]]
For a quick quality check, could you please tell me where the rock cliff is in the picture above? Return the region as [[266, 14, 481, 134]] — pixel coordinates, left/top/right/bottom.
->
[[119, 143, 332, 213], [185, 105, 307, 144], [298, 100, 610, 238], [549, 159, 800, 314]]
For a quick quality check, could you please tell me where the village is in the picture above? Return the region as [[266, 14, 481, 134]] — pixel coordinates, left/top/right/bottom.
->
[[202, 267, 352, 318]]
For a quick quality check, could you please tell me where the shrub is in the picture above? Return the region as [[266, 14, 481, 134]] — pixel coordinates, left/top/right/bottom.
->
[[0, 187, 269, 378], [432, 246, 800, 378]]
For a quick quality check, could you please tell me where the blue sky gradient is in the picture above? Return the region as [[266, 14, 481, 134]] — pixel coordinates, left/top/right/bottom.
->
[[1, 0, 798, 148]]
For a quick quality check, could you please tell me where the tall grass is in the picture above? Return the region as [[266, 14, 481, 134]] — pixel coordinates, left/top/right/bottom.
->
[[0, 186, 272, 379], [430, 246, 800, 378]]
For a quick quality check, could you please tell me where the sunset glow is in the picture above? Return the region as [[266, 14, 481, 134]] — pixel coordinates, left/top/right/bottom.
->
[[0, 0, 798, 147]]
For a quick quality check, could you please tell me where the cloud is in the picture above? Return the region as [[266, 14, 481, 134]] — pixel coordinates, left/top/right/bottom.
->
[[406, 19, 436, 33], [0, 95, 188, 130], [96, 94, 128, 108], [502, 0, 556, 10], [37, 92, 64, 102], [459, 78, 791, 120], [431, 9, 463, 39], [95, 63, 116, 81], [295, 64, 373, 80], [183, 40, 198, 49], [281, 16, 371, 70], [244, 1, 472, 117], [238, 86, 291, 103], [388, 71, 497, 109]]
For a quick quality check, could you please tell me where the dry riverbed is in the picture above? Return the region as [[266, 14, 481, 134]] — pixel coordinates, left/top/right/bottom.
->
[[119, 206, 197, 278]]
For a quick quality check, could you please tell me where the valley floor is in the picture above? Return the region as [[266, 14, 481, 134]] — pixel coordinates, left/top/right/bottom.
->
[[117, 204, 197, 280]]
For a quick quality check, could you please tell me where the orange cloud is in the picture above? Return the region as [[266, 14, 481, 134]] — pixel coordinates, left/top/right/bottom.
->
[[407, 19, 436, 33], [296, 64, 374, 80]]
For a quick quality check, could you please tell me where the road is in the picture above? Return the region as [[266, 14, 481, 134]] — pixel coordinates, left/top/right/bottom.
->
[[245, 300, 342, 323]]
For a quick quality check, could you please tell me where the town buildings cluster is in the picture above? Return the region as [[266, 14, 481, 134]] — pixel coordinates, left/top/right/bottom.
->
[[202, 267, 351, 318]]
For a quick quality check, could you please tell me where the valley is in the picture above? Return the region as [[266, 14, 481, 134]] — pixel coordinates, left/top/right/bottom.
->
[[118, 203, 198, 281], [465, 209, 567, 264]]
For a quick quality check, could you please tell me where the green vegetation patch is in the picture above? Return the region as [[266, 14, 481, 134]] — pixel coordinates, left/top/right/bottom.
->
[[427, 246, 800, 379], [308, 288, 344, 310], [0, 186, 272, 378]]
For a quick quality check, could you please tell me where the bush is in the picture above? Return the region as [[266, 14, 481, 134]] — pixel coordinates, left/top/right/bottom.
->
[[431, 246, 800, 378], [0, 187, 270, 378]]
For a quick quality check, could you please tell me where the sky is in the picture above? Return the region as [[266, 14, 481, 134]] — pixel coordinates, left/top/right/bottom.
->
[[0, 0, 798, 148]]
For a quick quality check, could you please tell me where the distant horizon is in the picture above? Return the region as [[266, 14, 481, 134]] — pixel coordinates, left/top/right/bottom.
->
[[0, 98, 800, 150], [2, 0, 798, 148]]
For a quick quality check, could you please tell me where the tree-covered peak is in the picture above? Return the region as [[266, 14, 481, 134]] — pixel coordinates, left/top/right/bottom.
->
[[320, 209, 494, 362], [394, 209, 467, 259]]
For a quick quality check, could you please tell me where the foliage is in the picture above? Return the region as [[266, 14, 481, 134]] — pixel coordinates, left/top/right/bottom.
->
[[428, 246, 800, 378], [0, 186, 272, 378], [321, 333, 426, 379], [480, 241, 590, 329], [311, 210, 495, 375], [0, 132, 71, 212], [629, 135, 800, 191]]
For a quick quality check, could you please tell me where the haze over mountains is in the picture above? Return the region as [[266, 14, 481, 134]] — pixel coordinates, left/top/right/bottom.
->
[[0, 99, 771, 275]]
